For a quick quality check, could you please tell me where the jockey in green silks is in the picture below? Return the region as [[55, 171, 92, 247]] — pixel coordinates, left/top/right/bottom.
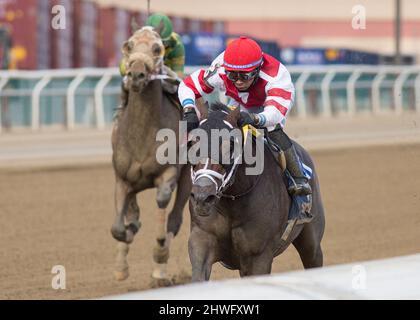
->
[[119, 13, 186, 108]]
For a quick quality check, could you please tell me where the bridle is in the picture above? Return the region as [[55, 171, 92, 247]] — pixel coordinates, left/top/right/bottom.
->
[[190, 119, 244, 199]]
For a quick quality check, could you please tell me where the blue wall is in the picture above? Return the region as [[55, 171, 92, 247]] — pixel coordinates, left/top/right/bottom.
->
[[181, 33, 382, 66]]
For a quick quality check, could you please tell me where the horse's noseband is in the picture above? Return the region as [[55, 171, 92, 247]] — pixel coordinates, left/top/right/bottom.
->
[[191, 152, 241, 199]]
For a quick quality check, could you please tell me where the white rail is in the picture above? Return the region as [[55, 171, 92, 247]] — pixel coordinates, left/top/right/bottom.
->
[[346, 70, 362, 116], [32, 76, 51, 131], [66, 74, 87, 130], [102, 253, 420, 300], [0, 65, 419, 132], [94, 72, 113, 130]]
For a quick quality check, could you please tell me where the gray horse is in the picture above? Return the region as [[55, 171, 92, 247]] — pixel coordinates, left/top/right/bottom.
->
[[188, 103, 325, 281], [111, 27, 190, 284]]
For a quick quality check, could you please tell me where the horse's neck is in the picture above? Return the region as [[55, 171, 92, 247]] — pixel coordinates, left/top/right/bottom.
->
[[123, 81, 162, 156], [128, 81, 161, 124], [224, 163, 259, 196], [225, 147, 285, 197]]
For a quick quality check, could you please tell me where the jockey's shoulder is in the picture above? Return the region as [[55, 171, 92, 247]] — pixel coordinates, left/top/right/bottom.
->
[[260, 53, 290, 79], [169, 33, 184, 47], [165, 33, 185, 57]]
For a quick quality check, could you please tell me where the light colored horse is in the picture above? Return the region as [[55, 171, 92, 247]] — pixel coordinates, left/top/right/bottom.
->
[[111, 27, 191, 285]]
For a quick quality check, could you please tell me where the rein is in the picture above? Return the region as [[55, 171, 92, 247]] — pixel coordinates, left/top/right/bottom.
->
[[149, 74, 172, 81], [220, 170, 262, 201], [191, 121, 264, 201]]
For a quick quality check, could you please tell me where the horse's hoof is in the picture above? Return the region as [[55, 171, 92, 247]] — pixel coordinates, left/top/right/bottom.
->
[[111, 225, 127, 242], [114, 270, 129, 281], [150, 277, 173, 288], [151, 265, 172, 287], [171, 270, 192, 285], [125, 230, 135, 244]]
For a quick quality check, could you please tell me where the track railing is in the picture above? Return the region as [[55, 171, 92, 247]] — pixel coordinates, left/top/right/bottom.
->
[[1, 65, 420, 132]]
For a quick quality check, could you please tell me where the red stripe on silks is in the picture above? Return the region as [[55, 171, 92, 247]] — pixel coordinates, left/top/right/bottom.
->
[[184, 76, 202, 98], [264, 99, 288, 116], [267, 88, 292, 100], [198, 70, 214, 94]]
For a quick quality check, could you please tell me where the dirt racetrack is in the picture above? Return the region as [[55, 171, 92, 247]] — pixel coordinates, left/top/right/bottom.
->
[[1, 143, 420, 299]]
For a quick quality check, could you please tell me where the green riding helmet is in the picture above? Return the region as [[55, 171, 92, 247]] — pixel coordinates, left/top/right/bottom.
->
[[145, 13, 173, 41]]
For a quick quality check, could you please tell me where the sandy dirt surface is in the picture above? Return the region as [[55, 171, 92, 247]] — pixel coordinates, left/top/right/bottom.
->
[[2, 113, 420, 169], [1, 142, 420, 300]]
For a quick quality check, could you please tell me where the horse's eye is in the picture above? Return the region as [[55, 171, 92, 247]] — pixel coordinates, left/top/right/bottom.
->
[[152, 44, 162, 56]]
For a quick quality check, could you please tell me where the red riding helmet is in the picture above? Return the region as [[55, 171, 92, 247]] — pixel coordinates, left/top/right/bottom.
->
[[223, 36, 263, 72]]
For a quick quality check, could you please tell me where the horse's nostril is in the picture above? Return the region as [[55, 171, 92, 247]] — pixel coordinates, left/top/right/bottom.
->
[[205, 195, 217, 204], [138, 72, 145, 79]]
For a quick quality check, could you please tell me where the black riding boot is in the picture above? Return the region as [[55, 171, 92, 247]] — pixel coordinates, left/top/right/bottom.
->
[[268, 127, 312, 195], [268, 128, 313, 224]]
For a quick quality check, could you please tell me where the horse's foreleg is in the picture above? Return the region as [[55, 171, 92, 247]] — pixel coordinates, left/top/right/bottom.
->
[[152, 166, 178, 285], [189, 223, 218, 282], [292, 223, 324, 269], [111, 178, 137, 281], [167, 164, 191, 237], [239, 250, 273, 278]]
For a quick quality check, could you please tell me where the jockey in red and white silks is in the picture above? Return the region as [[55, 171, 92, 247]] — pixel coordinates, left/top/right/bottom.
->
[[179, 36, 313, 223], [178, 37, 294, 131]]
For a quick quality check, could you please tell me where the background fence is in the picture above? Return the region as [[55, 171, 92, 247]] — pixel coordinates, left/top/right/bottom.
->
[[1, 65, 420, 133]]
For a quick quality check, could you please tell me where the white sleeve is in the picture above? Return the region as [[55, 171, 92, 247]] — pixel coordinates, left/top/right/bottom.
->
[[178, 77, 198, 107], [258, 106, 285, 128], [259, 64, 295, 128], [178, 53, 226, 114]]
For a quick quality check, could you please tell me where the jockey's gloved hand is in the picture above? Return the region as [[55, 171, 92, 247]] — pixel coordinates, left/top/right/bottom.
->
[[183, 106, 199, 133], [238, 111, 260, 128]]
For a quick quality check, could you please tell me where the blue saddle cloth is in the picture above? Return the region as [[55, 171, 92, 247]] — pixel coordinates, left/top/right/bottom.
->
[[285, 170, 313, 224]]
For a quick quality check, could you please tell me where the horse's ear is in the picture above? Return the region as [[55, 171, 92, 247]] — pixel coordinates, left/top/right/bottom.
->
[[226, 106, 240, 127], [122, 40, 134, 55], [155, 19, 165, 37], [208, 103, 218, 113], [197, 101, 209, 119], [131, 17, 140, 33]]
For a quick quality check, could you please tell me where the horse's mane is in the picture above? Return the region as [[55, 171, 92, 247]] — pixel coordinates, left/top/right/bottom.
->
[[209, 102, 231, 114]]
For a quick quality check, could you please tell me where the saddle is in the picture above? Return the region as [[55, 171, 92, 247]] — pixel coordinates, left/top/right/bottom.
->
[[160, 65, 183, 114], [242, 124, 286, 170], [242, 124, 314, 240], [163, 85, 183, 115]]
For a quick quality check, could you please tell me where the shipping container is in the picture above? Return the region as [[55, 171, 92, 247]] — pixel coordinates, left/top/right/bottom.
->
[[187, 19, 201, 33], [172, 16, 188, 34], [0, 0, 41, 69], [0, 26, 12, 69], [114, 7, 129, 64], [73, 0, 98, 68], [132, 10, 148, 30], [50, 0, 74, 69], [37, 0, 51, 69], [201, 20, 214, 33], [213, 21, 225, 34], [96, 6, 117, 67]]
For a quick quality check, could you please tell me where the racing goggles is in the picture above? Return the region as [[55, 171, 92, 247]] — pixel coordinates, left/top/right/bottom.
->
[[226, 69, 259, 82]]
